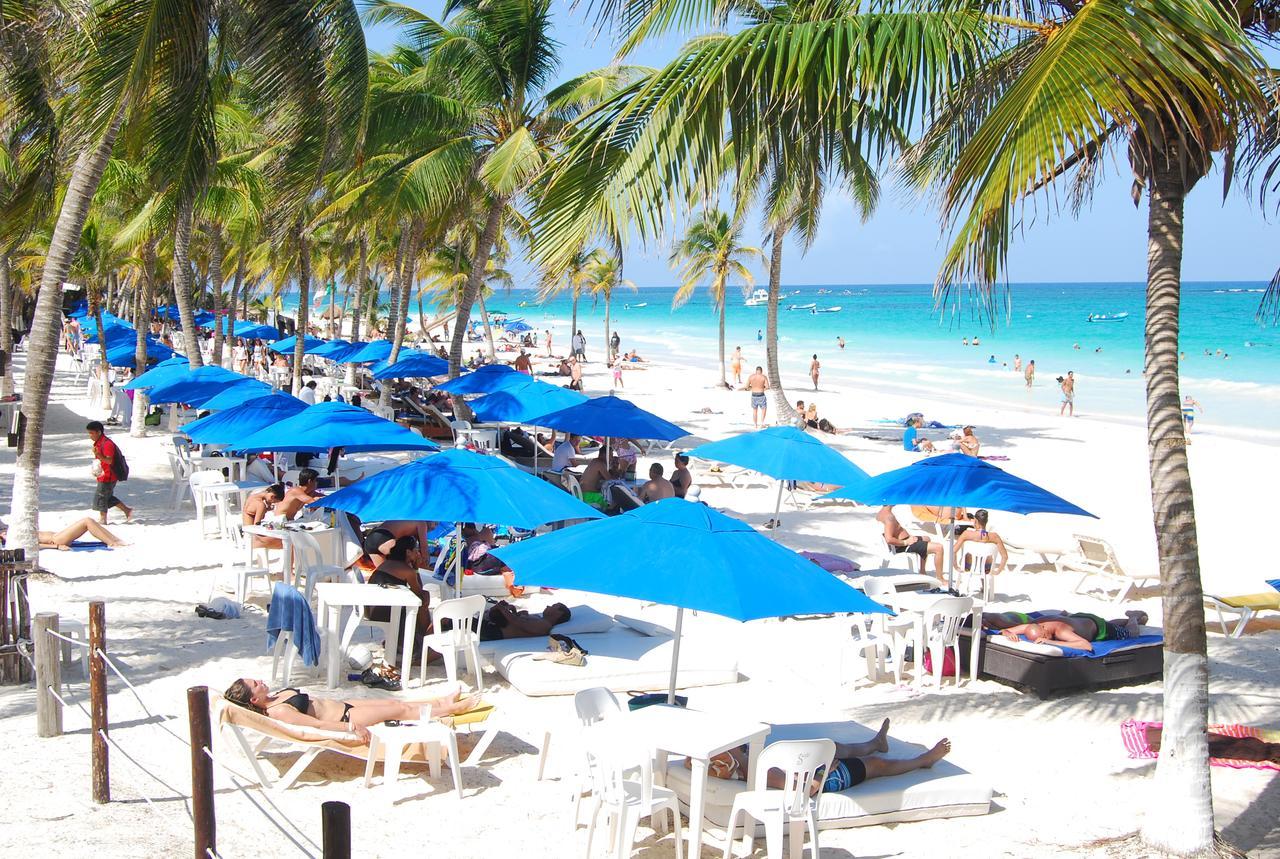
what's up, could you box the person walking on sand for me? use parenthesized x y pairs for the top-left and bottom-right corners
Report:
(545, 329), (553, 357)
(809, 354), (821, 390)
(731, 346), (743, 384)
(86, 421), (132, 524)
(1059, 370), (1075, 416)
(756, 328), (762, 342)
(747, 366), (769, 427)
(1013, 353), (1021, 374)
(1182, 395), (1203, 442)
(837, 336), (845, 350)
(1024, 359), (1035, 388)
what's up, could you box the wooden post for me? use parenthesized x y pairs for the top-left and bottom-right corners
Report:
(321, 801), (351, 859)
(187, 686), (215, 859)
(89, 599), (109, 803)
(33, 612), (62, 737)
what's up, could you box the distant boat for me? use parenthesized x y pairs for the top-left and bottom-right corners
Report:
(817, 288), (831, 295)
(1087, 312), (1129, 323)
(815, 306), (842, 313)
(744, 288), (769, 307)
(628, 302), (648, 308)
(789, 302), (817, 311)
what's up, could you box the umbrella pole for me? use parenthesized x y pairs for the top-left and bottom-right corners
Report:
(667, 607), (684, 705)
(946, 510), (955, 590)
(454, 523), (463, 599)
(771, 480), (784, 538)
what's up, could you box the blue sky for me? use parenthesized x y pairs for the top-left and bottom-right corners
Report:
(365, 2), (1277, 288)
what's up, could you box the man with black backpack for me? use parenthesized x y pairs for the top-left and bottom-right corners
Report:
(86, 421), (132, 524)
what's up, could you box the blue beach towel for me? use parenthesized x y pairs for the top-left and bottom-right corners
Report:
(991, 630), (1164, 659)
(69, 541), (111, 552)
(266, 583), (321, 666)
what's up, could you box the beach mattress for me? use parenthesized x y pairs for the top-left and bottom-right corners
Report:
(482, 628), (739, 697)
(663, 721), (991, 830)
(959, 628), (1163, 698)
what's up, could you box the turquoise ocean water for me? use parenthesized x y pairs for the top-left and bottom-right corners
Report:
(290, 281), (1280, 428)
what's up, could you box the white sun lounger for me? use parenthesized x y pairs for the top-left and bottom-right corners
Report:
(663, 720), (991, 831)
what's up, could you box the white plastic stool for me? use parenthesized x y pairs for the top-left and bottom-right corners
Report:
(59, 619), (90, 677)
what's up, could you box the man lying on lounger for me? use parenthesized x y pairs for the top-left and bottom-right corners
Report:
(477, 601), (571, 641)
(699, 719), (950, 794)
(982, 609), (1149, 651)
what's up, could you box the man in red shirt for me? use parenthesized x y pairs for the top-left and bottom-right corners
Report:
(87, 421), (132, 524)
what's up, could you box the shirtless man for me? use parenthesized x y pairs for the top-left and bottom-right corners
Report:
(242, 484), (286, 549)
(579, 448), (611, 494)
(514, 350), (532, 374)
(569, 355), (584, 391)
(993, 610), (1148, 652)
(670, 453), (692, 498)
(876, 505), (945, 581)
(747, 366), (769, 427)
(639, 462), (676, 503)
(478, 601), (572, 641)
(809, 354), (821, 391)
(1059, 370), (1075, 417)
(731, 346), (743, 384)
(276, 468), (323, 520)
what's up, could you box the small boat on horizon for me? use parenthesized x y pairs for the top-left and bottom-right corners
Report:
(789, 302), (817, 311)
(1087, 312), (1129, 323)
(625, 302), (648, 309)
(815, 306), (842, 313)
(744, 288), (769, 307)
(817, 288), (831, 295)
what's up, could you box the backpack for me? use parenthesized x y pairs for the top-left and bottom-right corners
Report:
(111, 439), (130, 481)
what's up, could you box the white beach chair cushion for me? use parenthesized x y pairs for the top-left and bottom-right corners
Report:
(613, 614), (675, 637)
(482, 628), (738, 697)
(663, 721), (992, 830)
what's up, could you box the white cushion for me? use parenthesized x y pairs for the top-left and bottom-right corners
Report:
(613, 614), (675, 638)
(663, 720), (991, 829)
(482, 628), (739, 697)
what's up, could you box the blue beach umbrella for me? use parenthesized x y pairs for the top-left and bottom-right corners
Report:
(371, 351), (449, 380)
(530, 393), (687, 442)
(67, 300), (89, 318)
(121, 356), (189, 389)
(503, 319), (533, 333)
(687, 426), (871, 531)
(824, 452), (1094, 586)
(308, 338), (353, 359)
(343, 339), (393, 364)
(433, 364), (528, 395)
(144, 366), (248, 405)
(225, 322), (280, 341)
(82, 313), (131, 342)
(193, 311), (217, 327)
(494, 498), (890, 701)
(105, 336), (175, 368)
(311, 447), (600, 528)
(470, 380), (586, 424)
(269, 334), (325, 353)
(196, 378), (275, 411)
(232, 401), (440, 454)
(183, 391), (308, 444)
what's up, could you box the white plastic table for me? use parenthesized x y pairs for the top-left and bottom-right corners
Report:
(314, 581), (420, 689)
(191, 453), (247, 482)
(587, 704), (769, 856)
(363, 720), (461, 798)
(887, 589), (984, 684)
(242, 524), (339, 585)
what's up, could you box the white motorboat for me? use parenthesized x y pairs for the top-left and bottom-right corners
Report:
(744, 288), (769, 307)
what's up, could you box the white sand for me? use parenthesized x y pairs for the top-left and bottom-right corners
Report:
(1, 348), (1277, 858)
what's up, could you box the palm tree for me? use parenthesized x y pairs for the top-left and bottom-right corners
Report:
(364, 0), (645, 378)
(581, 251), (635, 368)
(901, 3), (1269, 851)
(669, 209), (764, 387)
(536, 247), (591, 347)
(7, 0), (369, 555)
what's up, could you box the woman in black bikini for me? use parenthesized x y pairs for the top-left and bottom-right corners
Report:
(224, 679), (479, 743)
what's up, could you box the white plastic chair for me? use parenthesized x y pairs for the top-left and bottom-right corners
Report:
(957, 542), (999, 601)
(189, 469), (229, 538)
(582, 736), (683, 859)
(918, 596), (974, 689)
(1064, 534), (1156, 603)
(565, 688), (624, 824)
(339, 566), (403, 656)
(220, 523), (274, 604)
(420, 595), (486, 690)
(288, 530), (344, 605)
(853, 579), (916, 685)
(561, 472), (584, 501)
(722, 739), (836, 859)
(166, 450), (191, 510)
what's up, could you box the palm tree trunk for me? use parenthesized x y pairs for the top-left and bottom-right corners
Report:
(209, 227), (226, 367)
(293, 230), (312, 396)
(130, 240), (157, 437)
(603, 291), (612, 369)
(383, 224), (420, 406)
(571, 285), (579, 342)
(448, 196), (505, 378)
(479, 290), (497, 360)
(1137, 152), (1213, 856)
(718, 292), (727, 387)
(385, 224), (408, 342)
(0, 255), (13, 400)
(172, 197), (203, 368)
(92, 287), (111, 408)
(347, 233), (367, 388)
(227, 248), (245, 346)
(766, 228), (793, 421)
(8, 110), (124, 553)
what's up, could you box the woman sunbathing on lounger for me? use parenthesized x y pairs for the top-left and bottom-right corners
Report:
(987, 609), (1149, 652)
(224, 679), (480, 743)
(700, 719), (951, 794)
(1145, 725), (1280, 764)
(1, 518), (128, 550)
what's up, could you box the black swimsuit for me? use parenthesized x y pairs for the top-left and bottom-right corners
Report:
(275, 688), (352, 722)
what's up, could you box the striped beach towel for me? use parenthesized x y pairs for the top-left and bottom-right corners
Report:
(1120, 720), (1280, 771)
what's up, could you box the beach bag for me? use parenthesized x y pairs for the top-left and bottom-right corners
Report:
(144, 407), (162, 427)
(109, 438), (130, 481)
(922, 648), (957, 677)
(534, 633), (587, 666)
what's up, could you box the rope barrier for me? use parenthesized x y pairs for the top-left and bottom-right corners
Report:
(94, 647), (191, 747)
(201, 746), (318, 857)
(15, 638), (36, 670)
(97, 728), (192, 817)
(44, 628), (88, 648)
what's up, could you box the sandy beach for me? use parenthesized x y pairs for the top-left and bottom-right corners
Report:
(2, 346), (1277, 858)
